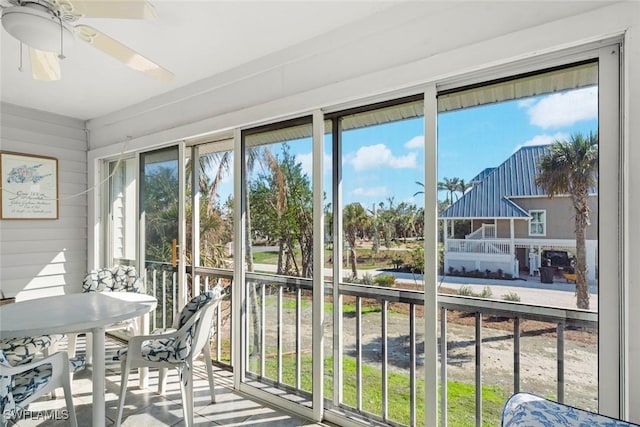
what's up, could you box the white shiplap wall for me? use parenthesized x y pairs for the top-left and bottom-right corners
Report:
(0, 103), (87, 300)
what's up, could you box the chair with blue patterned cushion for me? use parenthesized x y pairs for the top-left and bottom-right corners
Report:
(0, 349), (78, 427)
(67, 265), (145, 363)
(113, 285), (223, 427)
(0, 334), (85, 401)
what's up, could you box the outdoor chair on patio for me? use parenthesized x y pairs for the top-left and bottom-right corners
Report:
(0, 349), (78, 427)
(0, 335), (85, 399)
(67, 265), (145, 363)
(114, 285), (223, 427)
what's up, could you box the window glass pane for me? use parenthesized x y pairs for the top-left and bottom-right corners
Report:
(191, 144), (234, 270)
(438, 63), (599, 422)
(530, 210), (546, 235)
(243, 118), (315, 400)
(339, 98), (425, 288)
(327, 97), (425, 424)
(189, 142), (234, 366)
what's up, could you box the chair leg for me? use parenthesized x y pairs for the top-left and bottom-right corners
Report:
(44, 341), (60, 399)
(115, 358), (132, 427)
(158, 367), (168, 395)
(178, 364), (194, 427)
(62, 374), (78, 427)
(67, 333), (78, 358)
(85, 333), (93, 365)
(202, 343), (216, 403)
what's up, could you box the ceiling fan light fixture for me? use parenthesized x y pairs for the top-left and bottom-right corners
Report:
(2, 5), (74, 53)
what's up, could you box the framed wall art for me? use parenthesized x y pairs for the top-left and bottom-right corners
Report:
(0, 152), (59, 219)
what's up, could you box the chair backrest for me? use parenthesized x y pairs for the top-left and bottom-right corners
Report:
(0, 350), (72, 422)
(0, 335), (61, 366)
(0, 350), (16, 420)
(172, 286), (223, 362)
(82, 265), (144, 293)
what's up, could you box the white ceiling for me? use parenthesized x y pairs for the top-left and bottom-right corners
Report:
(0, 1), (399, 121)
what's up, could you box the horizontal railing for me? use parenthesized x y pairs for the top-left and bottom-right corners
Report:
(447, 238), (511, 254)
(144, 262), (234, 370)
(465, 224), (496, 240)
(145, 264), (598, 426)
(241, 272), (597, 426)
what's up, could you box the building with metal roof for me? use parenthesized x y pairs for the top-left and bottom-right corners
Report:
(440, 145), (598, 280)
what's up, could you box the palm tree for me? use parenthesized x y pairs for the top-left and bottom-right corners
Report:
(456, 178), (472, 198)
(343, 202), (369, 278)
(438, 177), (461, 203)
(413, 181), (424, 197)
(535, 132), (598, 310)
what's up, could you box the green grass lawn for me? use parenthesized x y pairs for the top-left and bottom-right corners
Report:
(263, 294), (382, 315)
(248, 352), (508, 426)
(252, 246), (415, 271)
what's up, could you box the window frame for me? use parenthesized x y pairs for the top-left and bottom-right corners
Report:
(529, 209), (547, 236)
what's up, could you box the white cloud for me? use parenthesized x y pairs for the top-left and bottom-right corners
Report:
(296, 152), (332, 178)
(512, 132), (568, 153)
(351, 186), (388, 197)
(517, 98), (536, 108)
(404, 135), (424, 150)
(525, 86), (598, 129)
(348, 143), (417, 171)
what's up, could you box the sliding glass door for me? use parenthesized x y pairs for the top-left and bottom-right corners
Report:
(139, 146), (181, 330)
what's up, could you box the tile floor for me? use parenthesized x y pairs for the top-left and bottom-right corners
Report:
(8, 336), (325, 426)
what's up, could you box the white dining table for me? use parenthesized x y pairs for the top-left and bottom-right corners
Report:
(0, 292), (157, 427)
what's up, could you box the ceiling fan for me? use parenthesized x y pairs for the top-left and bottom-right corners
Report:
(0, 0), (173, 81)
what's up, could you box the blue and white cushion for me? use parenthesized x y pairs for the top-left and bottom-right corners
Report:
(112, 265), (144, 293)
(502, 392), (640, 426)
(0, 335), (63, 366)
(115, 291), (217, 364)
(83, 268), (115, 292)
(11, 364), (53, 406)
(83, 266), (144, 293)
(68, 355), (86, 373)
(0, 350), (16, 420)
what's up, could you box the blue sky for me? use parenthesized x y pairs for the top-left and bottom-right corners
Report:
(328, 86), (598, 208)
(219, 85), (598, 210)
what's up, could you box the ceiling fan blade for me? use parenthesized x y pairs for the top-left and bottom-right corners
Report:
(30, 48), (61, 81)
(56, 0), (157, 19)
(75, 24), (173, 82)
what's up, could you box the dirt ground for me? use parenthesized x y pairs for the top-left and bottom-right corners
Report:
(239, 285), (598, 415)
(330, 289), (599, 410)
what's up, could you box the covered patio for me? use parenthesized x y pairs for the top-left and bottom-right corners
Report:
(2, 1), (640, 426)
(13, 335), (320, 427)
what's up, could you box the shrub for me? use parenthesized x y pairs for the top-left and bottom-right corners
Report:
(361, 273), (375, 286)
(391, 258), (404, 269)
(343, 274), (356, 283)
(374, 274), (396, 287)
(502, 291), (521, 302)
(458, 285), (474, 296)
(480, 286), (493, 298)
(410, 246), (424, 273)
